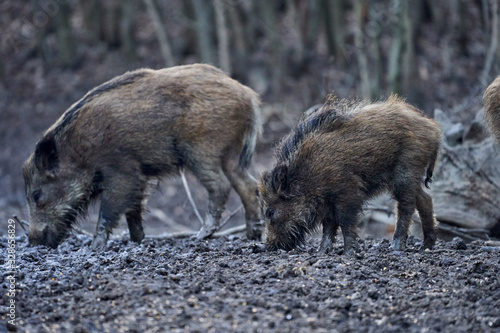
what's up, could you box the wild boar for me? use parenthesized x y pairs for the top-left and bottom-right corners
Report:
(23, 64), (263, 250)
(484, 75), (500, 144)
(259, 95), (441, 254)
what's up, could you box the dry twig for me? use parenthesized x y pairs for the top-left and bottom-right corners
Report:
(13, 215), (29, 233)
(148, 223), (248, 239)
(180, 170), (204, 225)
(147, 205), (245, 239)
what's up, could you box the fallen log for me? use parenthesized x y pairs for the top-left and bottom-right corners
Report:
(432, 109), (500, 232)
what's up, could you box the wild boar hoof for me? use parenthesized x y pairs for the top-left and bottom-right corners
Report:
(130, 230), (145, 243)
(196, 226), (216, 240)
(342, 237), (360, 256)
(423, 237), (436, 250)
(318, 235), (334, 253)
(343, 247), (357, 256)
(390, 238), (406, 251)
(91, 235), (108, 251)
(318, 243), (332, 254)
(246, 219), (263, 241)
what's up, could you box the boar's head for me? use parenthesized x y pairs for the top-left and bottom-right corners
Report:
(23, 135), (95, 248)
(259, 164), (314, 251)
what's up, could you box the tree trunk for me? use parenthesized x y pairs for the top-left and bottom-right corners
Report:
(227, 3), (247, 77)
(102, 0), (120, 48)
(143, 0), (175, 67)
(286, 0), (305, 69)
(354, 0), (371, 99)
(81, 0), (103, 44)
(54, 2), (75, 66)
(257, 1), (282, 97)
(120, 0), (136, 61)
(191, 0), (215, 64)
(29, 0), (53, 64)
(214, 0), (231, 74)
(388, 0), (414, 95)
(323, 0), (345, 67)
(481, 0), (499, 85)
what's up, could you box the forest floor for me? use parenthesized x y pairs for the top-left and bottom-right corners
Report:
(1, 233), (499, 333)
(1, 3), (499, 331)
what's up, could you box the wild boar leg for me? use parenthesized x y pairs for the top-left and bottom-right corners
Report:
(222, 160), (263, 240)
(125, 204), (145, 243)
(92, 171), (146, 250)
(92, 207), (120, 251)
(194, 166), (231, 239)
(391, 186), (417, 251)
(318, 217), (339, 253)
(416, 188), (437, 249)
(337, 205), (361, 255)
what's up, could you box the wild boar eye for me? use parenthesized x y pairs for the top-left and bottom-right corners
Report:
(265, 208), (275, 220)
(32, 190), (42, 205)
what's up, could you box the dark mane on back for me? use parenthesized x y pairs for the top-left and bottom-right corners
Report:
(276, 94), (358, 163)
(52, 69), (149, 136)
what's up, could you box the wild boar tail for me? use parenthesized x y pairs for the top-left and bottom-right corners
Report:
(425, 144), (439, 189)
(239, 95), (262, 170)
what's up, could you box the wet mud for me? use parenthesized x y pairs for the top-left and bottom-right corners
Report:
(1, 234), (499, 332)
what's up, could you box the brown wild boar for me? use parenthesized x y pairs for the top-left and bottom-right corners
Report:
(23, 64), (263, 250)
(259, 95), (441, 254)
(484, 75), (500, 144)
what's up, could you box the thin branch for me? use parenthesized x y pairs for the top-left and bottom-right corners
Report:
(219, 205), (243, 229)
(147, 224), (247, 239)
(147, 205), (244, 239)
(13, 215), (29, 233)
(148, 208), (194, 233)
(72, 226), (94, 237)
(213, 224), (246, 237)
(180, 169), (204, 225)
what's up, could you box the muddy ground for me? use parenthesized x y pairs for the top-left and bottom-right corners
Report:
(1, 2), (499, 331)
(1, 232), (499, 333)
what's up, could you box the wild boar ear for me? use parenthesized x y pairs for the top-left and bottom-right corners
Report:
(34, 136), (59, 172)
(271, 164), (290, 196)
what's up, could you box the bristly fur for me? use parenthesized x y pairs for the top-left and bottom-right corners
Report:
(57, 172), (103, 235)
(52, 70), (148, 137)
(26, 64), (264, 248)
(261, 93), (441, 253)
(276, 94), (361, 164)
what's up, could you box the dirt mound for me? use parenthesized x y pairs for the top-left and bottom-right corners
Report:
(1, 235), (499, 332)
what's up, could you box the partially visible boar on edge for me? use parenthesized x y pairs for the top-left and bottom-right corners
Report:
(259, 95), (442, 254)
(484, 75), (500, 144)
(23, 64), (263, 250)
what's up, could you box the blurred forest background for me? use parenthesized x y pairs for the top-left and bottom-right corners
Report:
(1, 0), (499, 236)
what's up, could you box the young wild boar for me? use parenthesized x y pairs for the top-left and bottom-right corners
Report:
(23, 64), (263, 250)
(259, 95), (441, 254)
(484, 75), (500, 143)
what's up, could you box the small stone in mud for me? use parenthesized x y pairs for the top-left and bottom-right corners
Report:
(250, 243), (266, 253)
(450, 237), (467, 250)
(489, 318), (500, 328)
(368, 291), (379, 301)
(155, 268), (169, 276)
